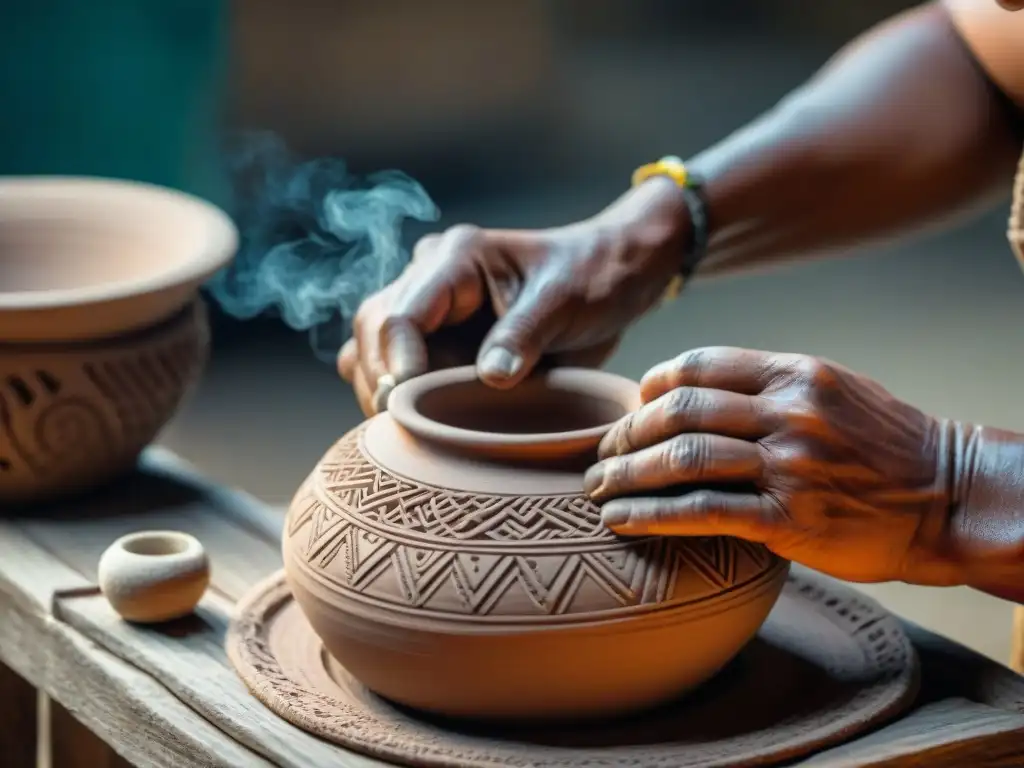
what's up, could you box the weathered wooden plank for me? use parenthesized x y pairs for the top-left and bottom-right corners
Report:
(13, 456), (283, 602)
(47, 695), (133, 768)
(57, 584), (1024, 768)
(57, 590), (386, 768)
(140, 447), (286, 545)
(797, 698), (1024, 767)
(0, 522), (94, 611)
(0, 659), (37, 768)
(0, 525), (273, 768)
(7, 456), (1024, 767)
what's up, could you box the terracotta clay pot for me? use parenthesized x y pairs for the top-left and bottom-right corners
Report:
(0, 177), (237, 504)
(283, 366), (789, 721)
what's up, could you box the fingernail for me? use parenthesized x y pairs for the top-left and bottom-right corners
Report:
(583, 463), (606, 498)
(601, 503), (631, 529)
(479, 347), (523, 380)
(372, 374), (396, 413)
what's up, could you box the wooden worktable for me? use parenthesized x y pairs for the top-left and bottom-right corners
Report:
(2, 448), (1024, 767)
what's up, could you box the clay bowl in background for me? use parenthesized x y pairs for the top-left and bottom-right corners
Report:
(0, 177), (237, 504)
(283, 366), (789, 722)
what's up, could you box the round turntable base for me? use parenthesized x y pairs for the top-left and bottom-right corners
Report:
(227, 569), (918, 768)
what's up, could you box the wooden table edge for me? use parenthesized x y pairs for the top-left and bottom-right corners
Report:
(0, 523), (274, 768)
(3, 448), (1024, 767)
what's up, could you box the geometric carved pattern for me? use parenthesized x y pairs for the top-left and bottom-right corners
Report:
(313, 432), (608, 543)
(286, 429), (783, 620)
(82, 332), (202, 447)
(0, 301), (207, 500)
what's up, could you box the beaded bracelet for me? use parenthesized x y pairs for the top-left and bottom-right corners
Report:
(631, 155), (710, 301)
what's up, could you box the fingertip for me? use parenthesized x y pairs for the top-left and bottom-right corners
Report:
(477, 372), (527, 390)
(390, 359), (428, 387)
(411, 232), (442, 261)
(476, 347), (526, 388)
(583, 462), (607, 499)
(381, 317), (429, 384)
(372, 374), (397, 413)
(600, 502), (633, 531)
(639, 361), (675, 403)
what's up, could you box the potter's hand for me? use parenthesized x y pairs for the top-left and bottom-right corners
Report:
(338, 177), (689, 416)
(585, 347), (957, 585)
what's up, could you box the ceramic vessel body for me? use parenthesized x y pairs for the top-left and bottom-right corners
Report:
(0, 301), (208, 505)
(0, 176), (237, 504)
(283, 368), (789, 721)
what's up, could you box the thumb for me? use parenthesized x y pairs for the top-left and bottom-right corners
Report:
(476, 278), (568, 388)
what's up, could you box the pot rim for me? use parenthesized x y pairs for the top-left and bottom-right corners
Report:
(0, 176), (238, 311)
(0, 298), (202, 352)
(386, 365), (641, 460)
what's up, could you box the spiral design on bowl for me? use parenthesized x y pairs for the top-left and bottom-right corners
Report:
(32, 397), (116, 463)
(0, 301), (208, 502)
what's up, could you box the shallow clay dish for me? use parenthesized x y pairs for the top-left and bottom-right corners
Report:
(227, 567), (919, 768)
(0, 176), (237, 342)
(0, 177), (237, 503)
(281, 366), (790, 721)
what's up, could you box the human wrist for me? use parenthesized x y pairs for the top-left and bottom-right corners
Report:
(916, 420), (1024, 589)
(594, 176), (693, 282)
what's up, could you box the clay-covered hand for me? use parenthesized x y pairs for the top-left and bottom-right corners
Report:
(338, 177), (690, 416)
(585, 346), (960, 585)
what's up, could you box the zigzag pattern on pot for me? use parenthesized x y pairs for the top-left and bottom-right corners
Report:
(287, 431), (779, 618)
(313, 433), (608, 543)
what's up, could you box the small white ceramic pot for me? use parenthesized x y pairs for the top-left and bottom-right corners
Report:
(98, 530), (210, 623)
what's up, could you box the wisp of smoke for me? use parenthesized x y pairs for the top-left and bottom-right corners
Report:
(207, 133), (440, 360)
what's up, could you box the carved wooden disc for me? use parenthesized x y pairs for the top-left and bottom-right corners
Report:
(228, 568), (919, 768)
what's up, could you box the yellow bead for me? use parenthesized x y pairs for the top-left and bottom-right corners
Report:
(632, 156), (689, 188)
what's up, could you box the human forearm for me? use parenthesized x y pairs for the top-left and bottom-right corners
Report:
(679, 3), (1022, 278)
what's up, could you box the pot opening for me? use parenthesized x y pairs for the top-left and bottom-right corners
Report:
(414, 380), (628, 435)
(387, 366), (641, 464)
(121, 533), (191, 557)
